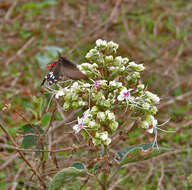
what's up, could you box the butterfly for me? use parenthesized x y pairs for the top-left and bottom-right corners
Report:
(41, 55), (88, 86)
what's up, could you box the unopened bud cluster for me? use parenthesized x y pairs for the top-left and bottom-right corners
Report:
(51, 39), (160, 146)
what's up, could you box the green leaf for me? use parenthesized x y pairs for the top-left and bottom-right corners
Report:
(41, 112), (51, 127)
(71, 162), (86, 170)
(35, 53), (52, 69)
(35, 46), (64, 69)
(22, 1), (57, 10)
(37, 97), (46, 118)
(39, 1), (57, 9)
(20, 124), (44, 149)
(26, 107), (38, 120)
(115, 143), (165, 165)
(19, 29), (33, 40)
(45, 46), (64, 57)
(22, 2), (38, 10)
(48, 165), (87, 190)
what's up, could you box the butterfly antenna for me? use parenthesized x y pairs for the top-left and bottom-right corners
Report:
(41, 78), (46, 86)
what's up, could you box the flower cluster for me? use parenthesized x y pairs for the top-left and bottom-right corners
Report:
(46, 39), (160, 146)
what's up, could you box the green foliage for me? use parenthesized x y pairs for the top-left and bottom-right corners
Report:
(48, 163), (87, 190)
(187, 174), (192, 186)
(1, 1), (191, 189)
(41, 112), (51, 127)
(35, 46), (64, 69)
(19, 29), (33, 39)
(71, 162), (86, 170)
(20, 124), (44, 149)
(115, 143), (165, 165)
(22, 1), (57, 11)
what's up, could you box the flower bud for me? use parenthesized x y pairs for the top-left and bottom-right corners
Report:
(110, 120), (119, 132)
(105, 55), (113, 63)
(145, 91), (160, 104)
(141, 121), (149, 129)
(97, 112), (106, 121)
(128, 62), (145, 72)
(96, 39), (107, 50)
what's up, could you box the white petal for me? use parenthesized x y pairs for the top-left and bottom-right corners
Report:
(101, 133), (108, 141)
(147, 128), (154, 134)
(117, 95), (124, 101)
(73, 125), (81, 133)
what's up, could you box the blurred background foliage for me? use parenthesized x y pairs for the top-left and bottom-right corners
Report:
(0, 0), (192, 189)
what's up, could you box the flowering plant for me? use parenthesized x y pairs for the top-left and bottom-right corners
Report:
(0, 40), (166, 190)
(45, 39), (160, 147)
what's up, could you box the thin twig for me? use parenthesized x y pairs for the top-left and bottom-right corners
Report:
(0, 153), (19, 171)
(157, 162), (164, 190)
(6, 36), (36, 65)
(11, 163), (24, 190)
(158, 90), (192, 109)
(0, 142), (87, 153)
(0, 122), (47, 190)
(4, 0), (18, 20)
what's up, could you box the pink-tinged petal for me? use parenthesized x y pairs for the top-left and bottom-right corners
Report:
(123, 91), (130, 97)
(82, 109), (90, 118)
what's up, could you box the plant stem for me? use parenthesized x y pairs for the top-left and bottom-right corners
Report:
(0, 122), (47, 190)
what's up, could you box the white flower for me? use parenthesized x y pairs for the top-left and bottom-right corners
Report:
(73, 109), (91, 134)
(115, 56), (123, 65)
(108, 112), (115, 120)
(142, 103), (150, 110)
(122, 58), (129, 64)
(73, 117), (84, 134)
(83, 83), (91, 88)
(129, 61), (137, 67)
(79, 101), (87, 106)
(108, 41), (119, 51)
(81, 63), (92, 68)
(92, 63), (98, 68)
(97, 112), (106, 121)
(147, 115), (158, 134)
(148, 128), (154, 134)
(93, 80), (107, 90)
(105, 110), (115, 120)
(152, 116), (158, 127)
(82, 109), (91, 119)
(71, 82), (79, 89)
(105, 55), (113, 63)
(117, 89), (132, 101)
(109, 81), (122, 87)
(100, 132), (108, 141)
(85, 49), (100, 59)
(89, 121), (96, 127)
(128, 62), (145, 71)
(96, 39), (107, 47)
(146, 91), (160, 104)
(120, 66), (125, 71)
(55, 89), (65, 99)
(137, 84), (145, 91)
(104, 138), (112, 145)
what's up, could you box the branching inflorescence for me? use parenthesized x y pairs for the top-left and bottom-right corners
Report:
(46, 39), (160, 147)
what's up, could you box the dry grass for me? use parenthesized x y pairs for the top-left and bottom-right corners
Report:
(0, 0), (192, 189)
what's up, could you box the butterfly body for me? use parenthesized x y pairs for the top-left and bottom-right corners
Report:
(41, 56), (88, 85)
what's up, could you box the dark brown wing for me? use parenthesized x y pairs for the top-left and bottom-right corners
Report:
(59, 57), (88, 80)
(41, 57), (88, 86)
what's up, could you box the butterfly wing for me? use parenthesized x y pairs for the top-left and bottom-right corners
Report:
(59, 58), (88, 80)
(41, 57), (88, 86)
